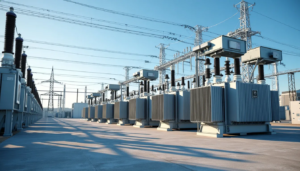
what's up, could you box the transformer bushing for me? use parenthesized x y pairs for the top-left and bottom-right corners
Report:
(204, 58), (211, 86)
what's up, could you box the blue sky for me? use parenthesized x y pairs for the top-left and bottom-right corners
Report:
(0, 0), (299, 108)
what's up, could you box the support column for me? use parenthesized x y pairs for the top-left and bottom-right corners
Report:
(257, 65), (265, 84)
(233, 58), (242, 82)
(3, 111), (13, 136)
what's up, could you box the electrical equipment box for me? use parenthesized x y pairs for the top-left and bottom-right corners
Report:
(177, 90), (191, 121)
(105, 84), (120, 91)
(103, 103), (114, 119)
(129, 98), (146, 120)
(95, 105), (103, 119)
(227, 82), (272, 122)
(72, 103), (88, 118)
(133, 69), (158, 80)
(290, 101), (300, 124)
(151, 94), (175, 121)
(190, 86), (224, 122)
(114, 101), (128, 119)
(192, 35), (247, 58)
(0, 68), (22, 111)
(91, 93), (101, 97)
(18, 79), (27, 113)
(241, 46), (282, 64)
(88, 106), (95, 118)
(271, 91), (280, 121)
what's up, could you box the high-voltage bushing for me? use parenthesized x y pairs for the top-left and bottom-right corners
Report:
(204, 58), (211, 86)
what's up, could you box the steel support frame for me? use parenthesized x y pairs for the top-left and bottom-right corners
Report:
(288, 73), (296, 101)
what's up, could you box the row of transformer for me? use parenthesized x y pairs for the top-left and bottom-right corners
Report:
(0, 8), (43, 136)
(82, 35), (282, 137)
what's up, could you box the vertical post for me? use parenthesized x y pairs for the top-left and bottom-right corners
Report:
(84, 86), (87, 103)
(76, 89), (78, 103)
(120, 84), (123, 101)
(195, 52), (199, 88)
(63, 84), (66, 115)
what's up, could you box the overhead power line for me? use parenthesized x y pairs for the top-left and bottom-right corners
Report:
(0, 4), (193, 45)
(63, 0), (193, 29)
(32, 72), (123, 81)
(0, 0), (194, 41)
(30, 66), (125, 76)
(207, 12), (239, 28)
(252, 10), (300, 32)
(255, 35), (300, 50)
(27, 55), (142, 68)
(0, 35), (157, 57)
(24, 45), (157, 64)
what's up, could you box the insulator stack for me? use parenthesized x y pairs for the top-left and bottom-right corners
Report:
(3, 7), (17, 54)
(126, 86), (129, 97)
(147, 81), (150, 93)
(14, 34), (23, 69)
(21, 51), (27, 78)
(225, 61), (230, 75)
(205, 58), (211, 79)
(258, 65), (265, 80)
(214, 57), (220, 76)
(171, 70), (175, 87)
(181, 77), (185, 86)
(234, 58), (240, 75)
(27, 68), (31, 87)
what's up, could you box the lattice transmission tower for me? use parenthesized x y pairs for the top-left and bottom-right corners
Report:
(157, 43), (168, 86)
(41, 67), (61, 111)
(288, 73), (297, 101)
(227, 0), (260, 83)
(194, 25), (208, 86)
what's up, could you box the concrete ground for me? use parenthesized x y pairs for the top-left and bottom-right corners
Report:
(0, 118), (300, 171)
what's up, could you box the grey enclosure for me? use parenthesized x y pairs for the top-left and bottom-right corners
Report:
(227, 82), (272, 122)
(241, 46), (282, 64)
(192, 35), (246, 58)
(177, 90), (191, 121)
(133, 69), (158, 81)
(271, 91), (280, 121)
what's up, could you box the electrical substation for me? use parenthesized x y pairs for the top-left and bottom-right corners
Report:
(0, 0), (300, 170)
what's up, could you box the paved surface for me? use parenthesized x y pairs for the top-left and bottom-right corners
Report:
(0, 118), (300, 171)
